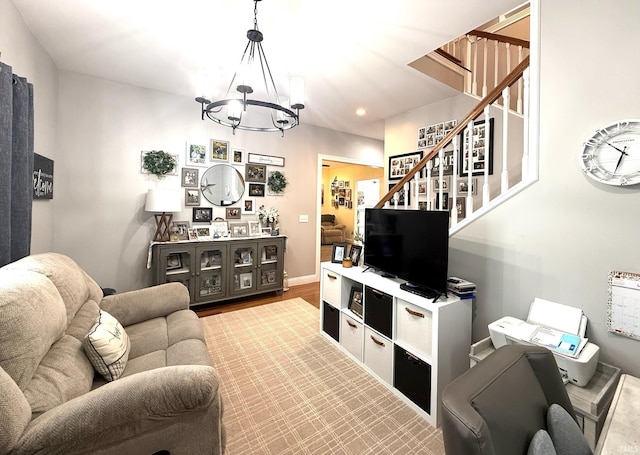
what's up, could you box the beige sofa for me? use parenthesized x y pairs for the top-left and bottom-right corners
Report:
(0, 252), (225, 455)
(320, 214), (347, 244)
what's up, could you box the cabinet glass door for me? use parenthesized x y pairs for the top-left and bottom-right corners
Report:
(231, 244), (256, 294)
(258, 240), (282, 291)
(161, 248), (192, 293)
(196, 246), (226, 303)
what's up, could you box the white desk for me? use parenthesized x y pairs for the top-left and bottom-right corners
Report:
(595, 374), (640, 454)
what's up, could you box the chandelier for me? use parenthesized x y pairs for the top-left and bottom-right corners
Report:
(195, 0), (305, 135)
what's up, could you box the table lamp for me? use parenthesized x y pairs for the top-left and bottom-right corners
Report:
(145, 188), (182, 242)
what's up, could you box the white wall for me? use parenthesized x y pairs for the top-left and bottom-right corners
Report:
(386, 0), (640, 376)
(55, 71), (383, 292)
(0, 0), (58, 254)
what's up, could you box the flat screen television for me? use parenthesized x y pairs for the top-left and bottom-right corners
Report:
(364, 208), (449, 299)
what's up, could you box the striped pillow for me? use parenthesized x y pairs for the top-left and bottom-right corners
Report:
(83, 310), (131, 381)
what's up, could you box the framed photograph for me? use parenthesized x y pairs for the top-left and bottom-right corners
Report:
(195, 226), (212, 241)
(210, 139), (229, 162)
(186, 143), (207, 167)
(211, 220), (228, 237)
(247, 153), (285, 167)
(418, 182), (427, 194)
(248, 183), (265, 197)
(192, 207), (212, 223)
(171, 220), (190, 241)
(239, 272), (253, 289)
(166, 253), (182, 270)
(388, 183), (411, 205)
(185, 188), (200, 206)
(348, 286), (363, 318)
(242, 198), (256, 214)
(459, 118), (494, 177)
(388, 151), (423, 180)
(230, 222), (249, 237)
(435, 192), (449, 210)
(457, 178), (478, 195)
(181, 167), (199, 188)
(430, 148), (455, 176)
(454, 196), (466, 219)
(187, 227), (198, 241)
(231, 148), (244, 164)
(418, 119), (457, 149)
(433, 176), (450, 191)
(331, 243), (347, 263)
(349, 245), (363, 266)
(245, 164), (266, 183)
(225, 207), (241, 219)
(261, 227), (272, 236)
(248, 220), (261, 236)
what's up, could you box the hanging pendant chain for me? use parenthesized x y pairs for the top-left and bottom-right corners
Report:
(253, 1), (259, 30)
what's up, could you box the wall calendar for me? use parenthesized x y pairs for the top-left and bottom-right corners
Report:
(607, 270), (640, 341)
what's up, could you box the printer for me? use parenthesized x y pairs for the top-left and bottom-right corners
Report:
(488, 298), (599, 386)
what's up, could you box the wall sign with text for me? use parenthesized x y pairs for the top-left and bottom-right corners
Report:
(33, 153), (54, 199)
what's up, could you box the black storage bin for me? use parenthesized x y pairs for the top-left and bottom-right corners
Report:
(322, 301), (340, 342)
(394, 344), (432, 414)
(364, 287), (392, 338)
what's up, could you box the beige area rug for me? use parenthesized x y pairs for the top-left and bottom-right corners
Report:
(201, 298), (445, 455)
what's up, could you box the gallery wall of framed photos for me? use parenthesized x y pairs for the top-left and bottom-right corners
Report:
(385, 116), (494, 220)
(149, 139), (290, 243)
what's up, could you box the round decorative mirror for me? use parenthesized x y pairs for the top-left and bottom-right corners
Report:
(200, 164), (245, 206)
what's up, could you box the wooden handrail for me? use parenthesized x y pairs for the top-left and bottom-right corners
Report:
(468, 29), (530, 49)
(374, 55), (529, 209)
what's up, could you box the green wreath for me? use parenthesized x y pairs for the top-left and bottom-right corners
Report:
(143, 150), (177, 178)
(267, 170), (288, 194)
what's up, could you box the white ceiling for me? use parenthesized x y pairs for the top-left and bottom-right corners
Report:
(12, 0), (525, 140)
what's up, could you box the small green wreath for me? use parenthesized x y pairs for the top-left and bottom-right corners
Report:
(142, 150), (177, 178)
(267, 170), (288, 194)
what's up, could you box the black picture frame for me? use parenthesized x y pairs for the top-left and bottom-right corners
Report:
(192, 207), (212, 223)
(388, 151), (423, 180)
(429, 147), (455, 176)
(348, 286), (363, 318)
(435, 192), (449, 210)
(388, 183), (411, 205)
(331, 243), (347, 263)
(248, 183), (265, 197)
(166, 253), (182, 270)
(459, 118), (494, 177)
(349, 245), (363, 266)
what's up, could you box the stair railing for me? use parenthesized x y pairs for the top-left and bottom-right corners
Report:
(375, 56), (532, 234)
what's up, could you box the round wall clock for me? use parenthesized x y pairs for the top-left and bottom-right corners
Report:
(580, 119), (640, 186)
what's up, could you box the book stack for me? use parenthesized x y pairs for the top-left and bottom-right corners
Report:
(447, 277), (476, 299)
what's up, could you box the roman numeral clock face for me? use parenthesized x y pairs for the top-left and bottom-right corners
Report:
(580, 120), (640, 186)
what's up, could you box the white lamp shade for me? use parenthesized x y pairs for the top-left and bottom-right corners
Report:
(145, 188), (182, 213)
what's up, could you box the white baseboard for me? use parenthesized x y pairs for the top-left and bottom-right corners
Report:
(288, 274), (318, 287)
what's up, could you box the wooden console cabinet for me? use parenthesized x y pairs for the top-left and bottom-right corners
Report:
(320, 262), (472, 427)
(152, 236), (285, 307)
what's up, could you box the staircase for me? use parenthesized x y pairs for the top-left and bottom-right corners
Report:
(376, 21), (536, 236)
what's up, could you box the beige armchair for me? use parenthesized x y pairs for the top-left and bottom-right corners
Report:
(320, 214), (346, 244)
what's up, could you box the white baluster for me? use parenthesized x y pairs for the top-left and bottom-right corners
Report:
(483, 106), (491, 205)
(517, 46), (523, 113)
(426, 160), (433, 210)
(482, 38), (488, 97)
(438, 147), (445, 211)
(392, 191), (399, 209)
(501, 87), (510, 194)
(493, 41), (499, 98)
(466, 121), (474, 216)
(472, 38), (478, 96)
(403, 181), (410, 209)
(451, 135), (459, 226)
(465, 37), (473, 94)
(522, 68), (530, 180)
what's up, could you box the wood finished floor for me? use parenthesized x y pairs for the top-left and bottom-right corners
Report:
(194, 281), (320, 317)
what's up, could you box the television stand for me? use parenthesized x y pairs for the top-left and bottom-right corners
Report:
(400, 282), (443, 302)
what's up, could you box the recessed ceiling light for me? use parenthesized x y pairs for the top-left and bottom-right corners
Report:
(356, 108), (366, 116)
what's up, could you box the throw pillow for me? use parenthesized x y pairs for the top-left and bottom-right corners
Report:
(83, 310), (131, 381)
(547, 403), (593, 455)
(528, 429), (557, 455)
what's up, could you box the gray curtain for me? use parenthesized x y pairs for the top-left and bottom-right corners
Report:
(0, 62), (34, 268)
